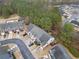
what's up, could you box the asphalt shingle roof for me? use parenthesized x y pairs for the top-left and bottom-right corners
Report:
(39, 34), (52, 45)
(28, 23), (54, 46)
(50, 44), (71, 59)
(0, 20), (24, 32)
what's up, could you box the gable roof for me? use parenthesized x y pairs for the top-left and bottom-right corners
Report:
(28, 23), (45, 38)
(28, 23), (54, 46)
(39, 33), (52, 45)
(0, 20), (24, 32)
(49, 44), (71, 59)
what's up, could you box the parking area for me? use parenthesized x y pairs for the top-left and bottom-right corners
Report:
(59, 5), (79, 31)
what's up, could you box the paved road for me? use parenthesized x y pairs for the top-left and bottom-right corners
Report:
(0, 38), (35, 59)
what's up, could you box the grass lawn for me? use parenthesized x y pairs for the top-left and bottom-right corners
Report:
(57, 34), (79, 58)
(64, 43), (79, 58)
(67, 46), (79, 58)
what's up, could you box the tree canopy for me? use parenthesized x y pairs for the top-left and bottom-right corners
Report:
(0, 4), (13, 17)
(58, 23), (74, 45)
(63, 23), (74, 33)
(0, 0), (61, 32)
